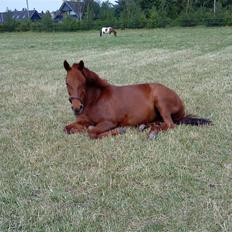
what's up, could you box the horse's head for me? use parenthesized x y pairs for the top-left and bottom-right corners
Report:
(73, 60), (96, 81)
(74, 60), (109, 88)
(64, 60), (86, 116)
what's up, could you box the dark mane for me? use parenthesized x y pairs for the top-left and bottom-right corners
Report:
(73, 63), (109, 89)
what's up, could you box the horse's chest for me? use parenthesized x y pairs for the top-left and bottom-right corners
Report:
(85, 101), (114, 122)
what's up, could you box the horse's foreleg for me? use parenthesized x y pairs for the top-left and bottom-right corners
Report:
(88, 121), (124, 139)
(96, 127), (126, 139)
(64, 122), (87, 134)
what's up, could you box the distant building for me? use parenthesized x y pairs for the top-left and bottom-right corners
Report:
(54, 1), (84, 21)
(0, 9), (41, 24)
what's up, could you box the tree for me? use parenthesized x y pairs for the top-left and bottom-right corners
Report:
(41, 11), (53, 31)
(83, 0), (100, 20)
(4, 10), (18, 31)
(100, 1), (115, 21)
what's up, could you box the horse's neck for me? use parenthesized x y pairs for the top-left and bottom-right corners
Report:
(82, 68), (110, 104)
(85, 69), (109, 88)
(85, 86), (103, 105)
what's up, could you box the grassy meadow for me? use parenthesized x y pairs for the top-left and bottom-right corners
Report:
(0, 28), (232, 231)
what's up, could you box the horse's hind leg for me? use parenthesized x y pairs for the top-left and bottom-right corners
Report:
(148, 108), (176, 139)
(138, 123), (151, 132)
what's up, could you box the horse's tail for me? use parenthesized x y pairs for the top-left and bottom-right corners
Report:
(100, 30), (102, 36)
(175, 114), (212, 126)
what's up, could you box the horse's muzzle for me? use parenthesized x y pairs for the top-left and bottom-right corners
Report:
(72, 104), (84, 116)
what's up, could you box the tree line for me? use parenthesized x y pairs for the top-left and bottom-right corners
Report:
(1, 0), (232, 32)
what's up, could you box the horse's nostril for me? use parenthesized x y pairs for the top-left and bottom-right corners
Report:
(72, 105), (84, 116)
(73, 109), (79, 116)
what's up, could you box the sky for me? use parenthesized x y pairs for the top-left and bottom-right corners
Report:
(0, 0), (116, 12)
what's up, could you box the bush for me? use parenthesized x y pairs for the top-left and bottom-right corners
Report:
(16, 20), (31, 31)
(30, 21), (43, 32)
(203, 10), (232, 27)
(223, 11), (232, 25)
(178, 14), (198, 27)
(204, 18), (225, 27)
(62, 16), (79, 31)
(3, 19), (18, 32)
(40, 13), (53, 31)
(145, 17), (170, 28)
(145, 9), (170, 28)
(0, 24), (6, 32)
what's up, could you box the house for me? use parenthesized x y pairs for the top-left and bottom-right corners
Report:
(54, 1), (84, 21)
(0, 9), (41, 24)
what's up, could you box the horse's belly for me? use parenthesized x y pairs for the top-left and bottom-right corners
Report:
(118, 86), (155, 126)
(120, 106), (155, 126)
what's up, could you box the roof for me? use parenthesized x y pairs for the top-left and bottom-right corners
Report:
(65, 1), (84, 14)
(0, 10), (41, 23)
(55, 1), (84, 20)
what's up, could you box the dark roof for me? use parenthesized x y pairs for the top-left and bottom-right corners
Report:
(65, 1), (84, 14)
(54, 1), (84, 20)
(0, 10), (41, 23)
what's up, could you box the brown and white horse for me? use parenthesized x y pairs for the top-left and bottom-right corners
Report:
(63, 60), (211, 139)
(100, 27), (117, 37)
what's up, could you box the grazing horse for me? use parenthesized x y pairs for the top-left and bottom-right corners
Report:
(63, 60), (211, 139)
(100, 27), (117, 37)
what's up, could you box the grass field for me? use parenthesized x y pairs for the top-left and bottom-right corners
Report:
(0, 27), (232, 231)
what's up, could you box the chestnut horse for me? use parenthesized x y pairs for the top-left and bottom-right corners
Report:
(63, 60), (211, 139)
(100, 27), (117, 37)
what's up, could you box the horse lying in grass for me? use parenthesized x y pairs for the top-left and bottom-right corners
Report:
(63, 60), (211, 139)
(100, 27), (117, 37)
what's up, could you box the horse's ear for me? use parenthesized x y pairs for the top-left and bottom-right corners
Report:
(64, 60), (71, 72)
(79, 60), (84, 71)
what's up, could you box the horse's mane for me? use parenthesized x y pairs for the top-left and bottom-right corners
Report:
(73, 64), (109, 89)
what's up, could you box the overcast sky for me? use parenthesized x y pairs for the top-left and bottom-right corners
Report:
(0, 0), (116, 12)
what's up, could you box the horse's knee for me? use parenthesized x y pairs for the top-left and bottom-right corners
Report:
(88, 131), (98, 139)
(161, 122), (175, 131)
(64, 123), (86, 134)
(64, 125), (78, 134)
(64, 125), (73, 134)
(88, 126), (99, 139)
(167, 122), (176, 129)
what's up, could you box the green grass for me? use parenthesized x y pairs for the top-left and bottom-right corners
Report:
(0, 27), (232, 231)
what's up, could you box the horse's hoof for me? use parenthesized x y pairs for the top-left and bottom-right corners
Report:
(64, 126), (71, 134)
(118, 127), (126, 134)
(148, 132), (158, 140)
(64, 126), (79, 134)
(139, 124), (148, 132)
